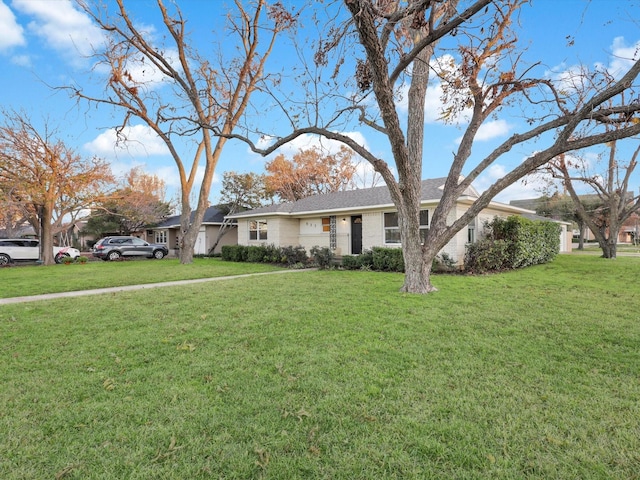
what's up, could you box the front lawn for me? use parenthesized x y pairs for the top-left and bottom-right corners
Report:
(1, 255), (639, 478)
(0, 257), (284, 298)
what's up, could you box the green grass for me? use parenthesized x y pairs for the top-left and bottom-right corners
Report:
(0, 257), (284, 298)
(1, 255), (639, 478)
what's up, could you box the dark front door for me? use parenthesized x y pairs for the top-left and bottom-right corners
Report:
(351, 215), (362, 254)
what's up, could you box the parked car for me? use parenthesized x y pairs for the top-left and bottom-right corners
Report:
(0, 238), (81, 266)
(92, 236), (169, 261)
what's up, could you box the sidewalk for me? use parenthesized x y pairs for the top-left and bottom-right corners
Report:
(0, 269), (313, 305)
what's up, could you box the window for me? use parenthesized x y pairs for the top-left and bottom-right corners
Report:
(155, 230), (167, 244)
(467, 223), (476, 243)
(249, 220), (268, 240)
(322, 217), (331, 232)
(384, 210), (429, 244)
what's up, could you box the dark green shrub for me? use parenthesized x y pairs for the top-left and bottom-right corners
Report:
(221, 245), (248, 262)
(310, 246), (334, 269)
(464, 239), (511, 273)
(263, 244), (282, 263)
(246, 245), (267, 263)
(280, 245), (308, 266)
(464, 216), (561, 273)
(342, 249), (374, 270)
(341, 255), (359, 270)
(372, 247), (404, 272)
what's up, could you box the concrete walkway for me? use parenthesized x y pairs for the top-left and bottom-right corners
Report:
(0, 269), (314, 305)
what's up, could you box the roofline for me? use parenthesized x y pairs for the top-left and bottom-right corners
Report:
(153, 220), (234, 229)
(227, 198), (444, 219)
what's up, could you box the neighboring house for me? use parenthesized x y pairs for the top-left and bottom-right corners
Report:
(149, 206), (238, 255)
(228, 177), (571, 265)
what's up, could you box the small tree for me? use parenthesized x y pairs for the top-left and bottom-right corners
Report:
(534, 193), (603, 250)
(547, 140), (640, 258)
(83, 167), (172, 238)
(210, 171), (272, 254)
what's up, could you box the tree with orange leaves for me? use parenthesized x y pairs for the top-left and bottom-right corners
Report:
(265, 147), (357, 202)
(0, 110), (114, 264)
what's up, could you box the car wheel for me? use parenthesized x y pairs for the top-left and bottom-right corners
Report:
(152, 249), (165, 259)
(54, 253), (69, 264)
(0, 253), (10, 266)
(107, 251), (121, 261)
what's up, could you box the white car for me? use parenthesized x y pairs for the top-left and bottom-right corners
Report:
(0, 238), (81, 265)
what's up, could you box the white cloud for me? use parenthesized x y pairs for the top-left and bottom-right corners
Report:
(84, 125), (170, 159)
(473, 163), (548, 203)
(547, 36), (640, 88)
(11, 53), (30, 66)
(395, 82), (451, 124)
(608, 36), (640, 79)
(455, 119), (511, 144)
(0, 1), (25, 51)
(12, 0), (105, 66)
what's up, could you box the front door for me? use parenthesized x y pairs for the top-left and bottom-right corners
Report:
(351, 215), (362, 254)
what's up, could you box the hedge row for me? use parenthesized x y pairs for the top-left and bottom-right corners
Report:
(464, 215), (560, 273)
(223, 244), (461, 273)
(341, 247), (457, 273)
(221, 244), (335, 268)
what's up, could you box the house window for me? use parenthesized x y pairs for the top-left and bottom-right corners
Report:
(322, 217), (331, 232)
(384, 210), (429, 244)
(249, 220), (268, 240)
(155, 230), (167, 244)
(467, 223), (476, 243)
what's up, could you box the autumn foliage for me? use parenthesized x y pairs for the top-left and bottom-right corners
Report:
(265, 147), (356, 202)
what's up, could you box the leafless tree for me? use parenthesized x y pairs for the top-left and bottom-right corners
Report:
(69, 0), (295, 263)
(548, 140), (640, 259)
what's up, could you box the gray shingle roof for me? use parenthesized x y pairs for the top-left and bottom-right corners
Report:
(230, 177), (479, 218)
(155, 206), (229, 228)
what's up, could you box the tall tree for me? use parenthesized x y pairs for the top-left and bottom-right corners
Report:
(547, 141), (640, 258)
(231, 0), (640, 293)
(70, 0), (295, 263)
(265, 147), (357, 202)
(0, 111), (114, 264)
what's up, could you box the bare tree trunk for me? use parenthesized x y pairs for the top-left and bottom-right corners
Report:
(209, 217), (234, 255)
(599, 221), (620, 258)
(40, 204), (54, 265)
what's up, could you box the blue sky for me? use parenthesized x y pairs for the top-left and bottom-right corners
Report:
(1, 0), (639, 207)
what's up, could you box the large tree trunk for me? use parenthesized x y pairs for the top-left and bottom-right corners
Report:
(401, 237), (438, 293)
(599, 222), (620, 258)
(600, 240), (617, 258)
(39, 203), (54, 265)
(177, 136), (223, 264)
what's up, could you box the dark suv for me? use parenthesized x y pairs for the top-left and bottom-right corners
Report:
(92, 236), (169, 261)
